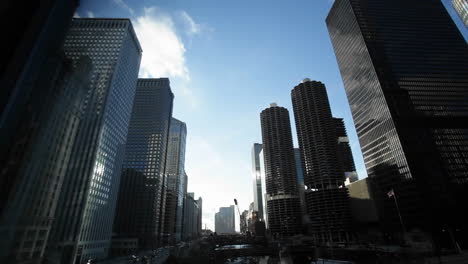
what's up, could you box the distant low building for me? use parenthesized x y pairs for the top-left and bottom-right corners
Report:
(347, 178), (378, 223)
(347, 178), (380, 242)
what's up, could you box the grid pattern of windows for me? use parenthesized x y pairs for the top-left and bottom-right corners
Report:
(162, 118), (187, 244)
(48, 18), (142, 263)
(260, 105), (302, 237)
(113, 78), (174, 250)
(215, 206), (236, 234)
(0, 55), (92, 262)
(333, 118), (358, 184)
(327, 0), (468, 244)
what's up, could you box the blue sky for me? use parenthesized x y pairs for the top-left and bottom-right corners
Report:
(77, 0), (468, 231)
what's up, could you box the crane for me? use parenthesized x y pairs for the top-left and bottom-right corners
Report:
(234, 198), (248, 234)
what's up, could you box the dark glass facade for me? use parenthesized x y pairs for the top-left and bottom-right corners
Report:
(291, 80), (352, 242)
(0, 0), (78, 150)
(113, 78), (174, 250)
(327, 0), (468, 247)
(0, 1), (79, 261)
(0, 56), (91, 263)
(182, 193), (202, 240)
(162, 118), (187, 244)
(260, 104), (301, 237)
(333, 118), (358, 184)
(46, 18), (142, 263)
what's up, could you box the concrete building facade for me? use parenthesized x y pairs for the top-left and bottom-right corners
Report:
(291, 80), (352, 242)
(260, 104), (302, 237)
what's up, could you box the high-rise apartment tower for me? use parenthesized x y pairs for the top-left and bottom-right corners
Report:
(260, 104), (302, 237)
(291, 80), (352, 242)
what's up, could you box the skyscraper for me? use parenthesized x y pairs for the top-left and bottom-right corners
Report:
(333, 118), (358, 185)
(113, 78), (174, 250)
(291, 80), (352, 242)
(215, 206), (236, 234)
(0, 1), (79, 262)
(197, 197), (203, 236)
(327, 0), (468, 246)
(258, 149), (269, 228)
(182, 193), (202, 240)
(294, 148), (307, 219)
(0, 0), (77, 153)
(453, 0), (468, 27)
(162, 118), (187, 244)
(260, 103), (302, 237)
(251, 143), (265, 220)
(0, 56), (92, 263)
(45, 18), (142, 263)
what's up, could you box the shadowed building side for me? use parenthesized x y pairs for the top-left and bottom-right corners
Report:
(333, 118), (358, 185)
(113, 78), (173, 251)
(45, 18), (142, 264)
(327, 0), (468, 247)
(260, 104), (302, 237)
(291, 80), (352, 242)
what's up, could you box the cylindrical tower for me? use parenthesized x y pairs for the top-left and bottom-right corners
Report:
(291, 79), (351, 242)
(260, 103), (302, 237)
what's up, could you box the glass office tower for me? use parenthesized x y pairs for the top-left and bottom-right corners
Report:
(251, 143), (265, 220)
(453, 0), (468, 27)
(182, 193), (202, 239)
(162, 118), (187, 244)
(327, 0), (468, 247)
(0, 56), (92, 263)
(260, 103), (302, 237)
(0, 1), (79, 262)
(113, 78), (174, 250)
(333, 118), (358, 185)
(215, 206), (236, 234)
(47, 18), (142, 263)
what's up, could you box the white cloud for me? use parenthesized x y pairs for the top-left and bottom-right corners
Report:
(86, 11), (95, 18)
(134, 7), (189, 80)
(74, 12), (80, 18)
(179, 11), (201, 36)
(113, 0), (135, 15)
